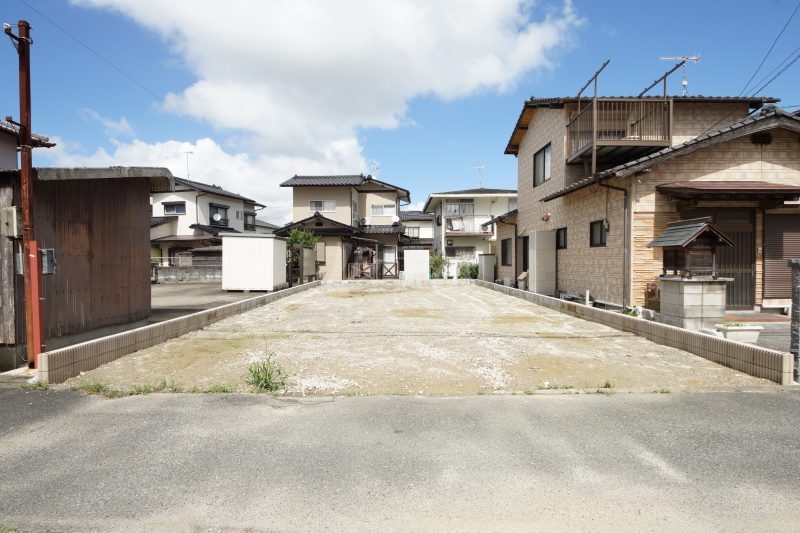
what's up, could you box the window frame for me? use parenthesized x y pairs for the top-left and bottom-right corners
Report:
(405, 226), (420, 238)
(209, 204), (229, 226)
(162, 201), (186, 215)
(310, 200), (336, 213)
(445, 246), (475, 259)
(556, 227), (567, 250)
(244, 212), (256, 231)
(589, 220), (607, 247)
(501, 238), (512, 266)
(371, 204), (396, 216)
(533, 144), (552, 187)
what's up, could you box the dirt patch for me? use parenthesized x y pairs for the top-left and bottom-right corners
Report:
(63, 283), (778, 395)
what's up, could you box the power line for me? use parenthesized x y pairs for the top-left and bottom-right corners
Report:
(739, 0), (800, 96)
(14, 0), (216, 139)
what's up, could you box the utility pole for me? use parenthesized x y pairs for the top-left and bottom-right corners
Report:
(5, 20), (44, 368)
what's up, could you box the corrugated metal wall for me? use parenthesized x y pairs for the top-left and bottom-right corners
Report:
(33, 177), (152, 339)
(0, 177), (15, 344)
(764, 214), (800, 299)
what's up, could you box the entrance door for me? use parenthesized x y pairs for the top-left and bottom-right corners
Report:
(684, 209), (755, 309)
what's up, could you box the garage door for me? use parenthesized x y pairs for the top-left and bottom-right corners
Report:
(764, 214), (800, 299)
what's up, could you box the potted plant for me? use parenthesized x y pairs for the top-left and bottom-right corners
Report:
(714, 322), (763, 343)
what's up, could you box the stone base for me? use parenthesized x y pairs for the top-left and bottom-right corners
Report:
(658, 276), (730, 331)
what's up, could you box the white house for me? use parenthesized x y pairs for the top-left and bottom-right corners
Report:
(150, 177), (265, 265)
(423, 188), (517, 277)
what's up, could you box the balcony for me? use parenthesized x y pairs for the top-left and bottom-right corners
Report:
(566, 98), (671, 167)
(444, 214), (494, 236)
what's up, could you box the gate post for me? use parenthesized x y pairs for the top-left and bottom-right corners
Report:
(789, 259), (800, 383)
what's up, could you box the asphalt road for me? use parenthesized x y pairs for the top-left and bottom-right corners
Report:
(2, 388), (800, 532)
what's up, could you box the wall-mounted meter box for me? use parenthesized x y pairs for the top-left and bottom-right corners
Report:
(41, 248), (57, 275)
(0, 206), (21, 238)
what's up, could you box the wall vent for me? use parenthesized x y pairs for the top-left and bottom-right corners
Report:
(751, 132), (772, 145)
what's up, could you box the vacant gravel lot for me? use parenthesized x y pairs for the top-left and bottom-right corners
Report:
(64, 282), (776, 395)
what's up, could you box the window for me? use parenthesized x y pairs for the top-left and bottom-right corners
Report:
(556, 227), (567, 250)
(371, 204), (395, 216)
(310, 200), (336, 213)
(244, 212), (256, 231)
(163, 201), (186, 215)
(445, 199), (474, 215)
(445, 246), (475, 259)
(235, 210), (242, 220)
(209, 204), (229, 226)
(533, 144), (552, 187)
(501, 238), (512, 266)
(405, 226), (420, 238)
(590, 220), (606, 247)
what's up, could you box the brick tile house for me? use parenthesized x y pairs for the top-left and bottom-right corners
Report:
(506, 94), (800, 311)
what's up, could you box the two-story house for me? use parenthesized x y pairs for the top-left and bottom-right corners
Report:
(506, 78), (800, 311)
(150, 177), (265, 265)
(276, 174), (411, 281)
(423, 188), (517, 278)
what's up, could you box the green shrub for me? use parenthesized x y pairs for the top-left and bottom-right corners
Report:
(430, 252), (446, 279)
(458, 262), (479, 279)
(247, 353), (287, 392)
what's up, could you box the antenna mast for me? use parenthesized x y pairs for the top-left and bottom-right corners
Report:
(660, 55), (700, 96)
(471, 165), (485, 188)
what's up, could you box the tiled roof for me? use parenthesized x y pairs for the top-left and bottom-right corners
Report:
(647, 217), (734, 248)
(400, 210), (434, 221)
(428, 187), (517, 195)
(280, 174), (411, 202)
(174, 177), (265, 207)
(541, 106), (800, 202)
(189, 223), (240, 236)
(0, 119), (55, 147)
(280, 175), (368, 187)
(150, 216), (177, 228)
(360, 224), (404, 235)
(401, 238), (433, 247)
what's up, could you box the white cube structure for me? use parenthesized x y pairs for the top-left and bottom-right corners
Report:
(221, 233), (287, 291)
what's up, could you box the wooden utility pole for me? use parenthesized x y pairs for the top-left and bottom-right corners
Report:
(5, 20), (43, 368)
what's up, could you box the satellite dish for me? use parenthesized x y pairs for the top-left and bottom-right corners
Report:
(212, 213), (222, 222)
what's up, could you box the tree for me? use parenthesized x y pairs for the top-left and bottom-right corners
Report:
(287, 228), (319, 247)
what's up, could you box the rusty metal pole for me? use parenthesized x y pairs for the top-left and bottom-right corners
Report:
(8, 20), (43, 368)
(789, 259), (800, 384)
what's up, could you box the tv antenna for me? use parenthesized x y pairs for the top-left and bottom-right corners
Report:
(471, 165), (485, 188)
(183, 150), (193, 180)
(660, 55), (700, 96)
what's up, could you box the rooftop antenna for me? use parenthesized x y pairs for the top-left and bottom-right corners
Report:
(471, 165), (485, 188)
(183, 150), (193, 180)
(660, 55), (700, 96)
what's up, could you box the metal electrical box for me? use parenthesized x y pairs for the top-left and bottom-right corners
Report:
(41, 248), (57, 275)
(0, 206), (21, 238)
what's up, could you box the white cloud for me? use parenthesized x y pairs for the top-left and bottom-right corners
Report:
(79, 109), (136, 138)
(64, 0), (580, 220)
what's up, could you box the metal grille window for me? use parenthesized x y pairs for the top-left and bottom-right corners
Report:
(533, 144), (552, 187)
(405, 226), (420, 238)
(445, 246), (475, 259)
(310, 200), (336, 213)
(556, 227), (567, 249)
(501, 238), (512, 266)
(590, 220), (606, 247)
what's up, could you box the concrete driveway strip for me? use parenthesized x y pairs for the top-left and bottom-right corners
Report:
(1, 389), (799, 532)
(72, 282), (776, 394)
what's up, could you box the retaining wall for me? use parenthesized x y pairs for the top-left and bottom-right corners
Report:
(155, 266), (222, 283)
(478, 280), (794, 386)
(39, 281), (320, 384)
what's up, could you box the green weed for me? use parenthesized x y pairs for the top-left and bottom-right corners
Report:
(20, 380), (48, 391)
(247, 352), (287, 392)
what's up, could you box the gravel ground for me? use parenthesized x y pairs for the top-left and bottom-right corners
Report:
(62, 282), (778, 395)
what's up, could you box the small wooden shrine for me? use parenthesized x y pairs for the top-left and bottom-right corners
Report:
(647, 217), (734, 278)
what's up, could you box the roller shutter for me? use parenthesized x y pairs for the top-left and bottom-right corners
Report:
(763, 214), (800, 299)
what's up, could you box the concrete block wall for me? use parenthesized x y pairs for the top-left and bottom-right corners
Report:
(39, 281), (321, 384)
(477, 280), (793, 386)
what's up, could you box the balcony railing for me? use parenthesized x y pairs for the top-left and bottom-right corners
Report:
(567, 98), (671, 165)
(444, 214), (493, 234)
(210, 218), (229, 227)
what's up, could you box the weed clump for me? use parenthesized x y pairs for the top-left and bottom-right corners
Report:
(247, 352), (287, 392)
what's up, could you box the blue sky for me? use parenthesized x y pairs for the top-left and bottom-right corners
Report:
(1, 0), (799, 223)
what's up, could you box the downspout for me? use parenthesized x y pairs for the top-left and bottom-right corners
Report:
(597, 176), (629, 307)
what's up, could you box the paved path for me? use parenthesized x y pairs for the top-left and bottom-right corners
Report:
(1, 388), (799, 532)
